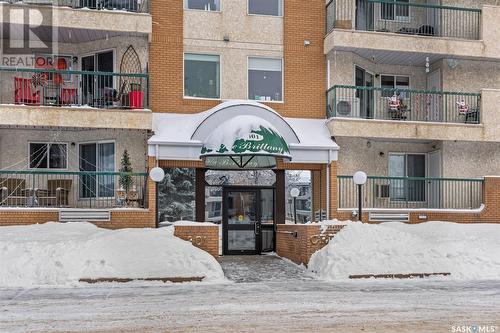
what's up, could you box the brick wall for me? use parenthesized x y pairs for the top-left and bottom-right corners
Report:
(276, 224), (344, 266)
(149, 1), (326, 119)
(174, 225), (219, 258)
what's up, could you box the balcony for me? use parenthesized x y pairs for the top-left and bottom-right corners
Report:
(7, 0), (150, 13)
(324, 1), (500, 61)
(0, 67), (151, 130)
(337, 175), (483, 210)
(327, 0), (481, 40)
(327, 85), (481, 124)
(0, 170), (148, 209)
(2, 0), (152, 34)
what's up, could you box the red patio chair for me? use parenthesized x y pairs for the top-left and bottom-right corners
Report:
(14, 77), (40, 105)
(60, 88), (78, 106)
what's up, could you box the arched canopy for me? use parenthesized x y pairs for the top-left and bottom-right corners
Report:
(200, 115), (291, 169)
(148, 100), (338, 167)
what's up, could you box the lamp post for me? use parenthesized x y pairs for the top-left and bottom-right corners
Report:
(290, 187), (300, 224)
(150, 166), (165, 228)
(353, 171), (367, 222)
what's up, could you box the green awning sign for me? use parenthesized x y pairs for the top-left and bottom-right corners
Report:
(200, 117), (291, 169)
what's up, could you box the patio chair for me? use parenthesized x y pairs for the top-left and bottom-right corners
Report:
(0, 178), (27, 206)
(60, 88), (78, 106)
(38, 179), (72, 207)
(14, 77), (41, 105)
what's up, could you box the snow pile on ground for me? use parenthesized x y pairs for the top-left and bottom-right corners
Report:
(0, 222), (225, 287)
(309, 221), (500, 280)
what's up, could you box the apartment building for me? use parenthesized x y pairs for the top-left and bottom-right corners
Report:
(325, 0), (500, 220)
(1, 1), (499, 256)
(0, 0), (155, 227)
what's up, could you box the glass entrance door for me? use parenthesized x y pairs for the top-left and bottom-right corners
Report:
(223, 189), (261, 255)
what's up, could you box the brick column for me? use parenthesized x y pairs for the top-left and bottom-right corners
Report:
(328, 162), (338, 219)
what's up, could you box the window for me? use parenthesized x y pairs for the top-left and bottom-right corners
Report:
(184, 0), (220, 11)
(158, 168), (196, 222)
(381, 75), (410, 97)
(381, 0), (409, 21)
(79, 142), (115, 198)
(29, 143), (67, 169)
(184, 53), (220, 99)
(248, 57), (283, 102)
(389, 153), (426, 202)
(248, 0), (283, 16)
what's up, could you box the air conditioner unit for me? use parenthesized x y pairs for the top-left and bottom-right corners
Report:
(335, 97), (360, 118)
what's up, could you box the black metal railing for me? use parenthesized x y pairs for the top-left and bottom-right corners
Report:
(0, 67), (149, 110)
(0, 170), (148, 209)
(338, 175), (484, 210)
(327, 85), (481, 124)
(326, 0), (481, 40)
(8, 0), (150, 13)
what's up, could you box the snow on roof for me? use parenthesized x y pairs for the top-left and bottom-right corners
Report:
(149, 100), (338, 150)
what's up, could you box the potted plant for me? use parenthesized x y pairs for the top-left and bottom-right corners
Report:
(118, 150), (134, 205)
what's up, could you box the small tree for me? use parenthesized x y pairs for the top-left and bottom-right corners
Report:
(119, 150), (133, 192)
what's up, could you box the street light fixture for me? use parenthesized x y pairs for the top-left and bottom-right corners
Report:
(290, 187), (300, 224)
(353, 171), (367, 222)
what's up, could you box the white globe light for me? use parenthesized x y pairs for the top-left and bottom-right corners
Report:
(290, 187), (300, 198)
(353, 171), (367, 185)
(150, 167), (165, 183)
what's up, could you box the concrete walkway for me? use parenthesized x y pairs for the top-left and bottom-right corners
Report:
(219, 254), (314, 283)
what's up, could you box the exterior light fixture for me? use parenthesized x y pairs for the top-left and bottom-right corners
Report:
(290, 187), (300, 224)
(353, 171), (367, 222)
(150, 166), (165, 183)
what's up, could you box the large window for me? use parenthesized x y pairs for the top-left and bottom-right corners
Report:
(29, 143), (67, 169)
(184, 53), (220, 99)
(248, 0), (283, 16)
(381, 75), (410, 97)
(184, 0), (220, 11)
(389, 153), (426, 202)
(158, 168), (196, 222)
(381, 0), (409, 21)
(248, 57), (283, 102)
(79, 142), (115, 198)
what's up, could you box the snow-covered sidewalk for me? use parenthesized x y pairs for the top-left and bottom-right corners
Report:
(309, 221), (500, 281)
(0, 222), (225, 287)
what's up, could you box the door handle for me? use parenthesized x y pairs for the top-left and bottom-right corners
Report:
(254, 222), (260, 235)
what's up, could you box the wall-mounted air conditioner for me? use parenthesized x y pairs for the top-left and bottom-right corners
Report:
(335, 97), (360, 118)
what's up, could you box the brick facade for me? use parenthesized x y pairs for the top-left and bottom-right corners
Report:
(150, 1), (326, 118)
(276, 224), (344, 266)
(174, 225), (219, 258)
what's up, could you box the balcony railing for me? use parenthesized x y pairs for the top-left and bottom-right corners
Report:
(0, 170), (148, 209)
(327, 85), (481, 124)
(326, 0), (481, 40)
(338, 175), (483, 210)
(0, 67), (149, 110)
(7, 0), (150, 13)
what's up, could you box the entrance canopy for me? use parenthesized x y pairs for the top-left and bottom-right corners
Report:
(148, 101), (339, 167)
(201, 115), (291, 169)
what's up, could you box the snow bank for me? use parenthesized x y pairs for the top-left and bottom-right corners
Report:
(309, 221), (500, 280)
(0, 222), (225, 287)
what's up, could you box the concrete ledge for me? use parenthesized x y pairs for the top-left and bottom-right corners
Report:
(1, 3), (152, 35)
(0, 105), (152, 130)
(327, 117), (491, 142)
(349, 273), (451, 279)
(79, 276), (203, 283)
